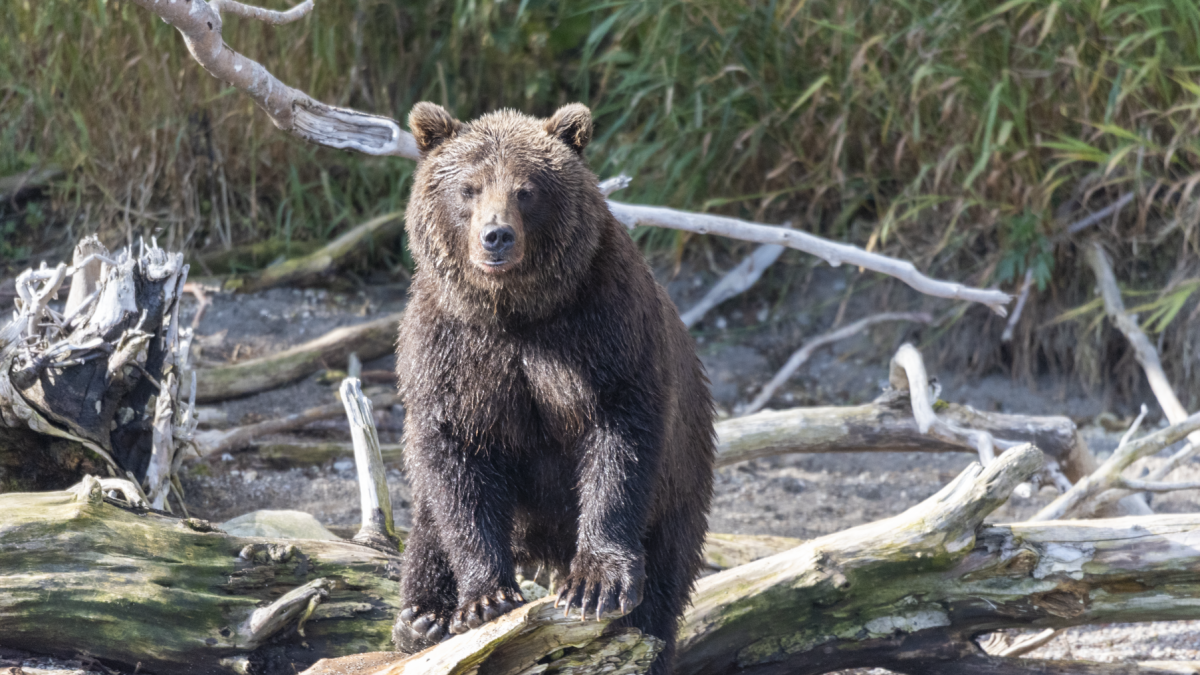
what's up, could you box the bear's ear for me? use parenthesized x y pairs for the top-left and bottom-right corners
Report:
(408, 102), (462, 156)
(544, 103), (592, 155)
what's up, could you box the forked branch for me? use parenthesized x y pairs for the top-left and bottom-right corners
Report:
(126, 0), (416, 157)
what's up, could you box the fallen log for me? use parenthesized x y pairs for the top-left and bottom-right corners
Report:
(296, 444), (1200, 675)
(9, 445), (1200, 674)
(716, 392), (1094, 480)
(679, 446), (1200, 675)
(193, 393), (401, 458)
(226, 212), (404, 294)
(193, 313), (401, 402)
(0, 475), (402, 674)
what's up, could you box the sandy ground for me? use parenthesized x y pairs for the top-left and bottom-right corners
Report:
(8, 264), (1200, 673)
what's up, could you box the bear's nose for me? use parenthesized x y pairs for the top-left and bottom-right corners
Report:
(481, 225), (516, 255)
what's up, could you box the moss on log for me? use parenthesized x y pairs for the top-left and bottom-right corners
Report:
(225, 212), (403, 294)
(0, 477), (400, 674)
(7, 447), (1200, 675)
(193, 313), (401, 402)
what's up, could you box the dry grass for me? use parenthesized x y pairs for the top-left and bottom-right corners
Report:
(2, 0), (1199, 402)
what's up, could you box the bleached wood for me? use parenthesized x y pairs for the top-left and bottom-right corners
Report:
(1086, 243), (1199, 448)
(211, 0), (313, 24)
(1030, 412), (1200, 521)
(340, 377), (398, 552)
(192, 392), (401, 457)
(64, 236), (106, 320)
(295, 445), (1200, 675)
(1001, 267), (1034, 342)
(8, 446), (1200, 674)
(680, 240), (787, 328)
(0, 239), (193, 493)
(890, 343), (997, 466)
(606, 201), (1012, 315)
(126, 0), (417, 158)
(742, 312), (932, 415)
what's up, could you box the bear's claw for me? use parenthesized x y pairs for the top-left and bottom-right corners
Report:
(449, 588), (525, 634)
(555, 557), (645, 622)
(393, 606), (450, 652)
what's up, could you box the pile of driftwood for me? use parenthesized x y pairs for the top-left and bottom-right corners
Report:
(3, 1), (1200, 673)
(3, 232), (1200, 674)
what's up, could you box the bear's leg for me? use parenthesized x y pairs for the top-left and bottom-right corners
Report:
(394, 499), (458, 652)
(407, 429), (526, 636)
(614, 507), (705, 675)
(557, 424), (659, 620)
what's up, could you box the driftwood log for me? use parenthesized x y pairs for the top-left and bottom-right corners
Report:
(193, 313), (400, 402)
(0, 237), (195, 497)
(225, 212), (404, 294)
(304, 444), (1200, 675)
(0, 475), (401, 673)
(8, 445), (1200, 674)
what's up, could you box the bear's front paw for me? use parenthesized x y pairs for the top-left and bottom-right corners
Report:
(393, 606), (450, 653)
(449, 587), (525, 635)
(555, 553), (645, 621)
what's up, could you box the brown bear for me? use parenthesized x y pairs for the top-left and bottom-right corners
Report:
(392, 101), (715, 674)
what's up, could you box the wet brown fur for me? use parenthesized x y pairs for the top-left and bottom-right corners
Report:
(393, 103), (715, 674)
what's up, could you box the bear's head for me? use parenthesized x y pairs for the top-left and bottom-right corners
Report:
(405, 102), (606, 320)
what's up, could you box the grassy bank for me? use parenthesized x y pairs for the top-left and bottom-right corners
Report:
(2, 0), (1198, 402)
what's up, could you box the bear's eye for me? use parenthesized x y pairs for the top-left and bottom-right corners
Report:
(460, 186), (477, 199)
(516, 188), (533, 202)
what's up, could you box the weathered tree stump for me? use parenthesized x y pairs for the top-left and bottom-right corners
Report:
(0, 237), (193, 497)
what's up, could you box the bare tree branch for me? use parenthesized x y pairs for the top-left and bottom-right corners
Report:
(1114, 476), (1200, 493)
(1030, 412), (1200, 521)
(1067, 192), (1134, 234)
(890, 343), (1005, 467)
(606, 201), (1013, 315)
(211, 0), (314, 24)
(742, 312), (932, 415)
(1001, 267), (1034, 342)
(126, 0), (417, 157)
(681, 240), (787, 329)
(1085, 243), (1200, 448)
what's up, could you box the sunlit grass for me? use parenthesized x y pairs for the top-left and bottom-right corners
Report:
(1, 0), (1197, 349)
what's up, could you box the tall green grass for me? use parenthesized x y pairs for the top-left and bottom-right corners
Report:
(2, 0), (1199, 396)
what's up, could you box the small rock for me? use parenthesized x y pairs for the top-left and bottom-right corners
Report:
(333, 458), (355, 473)
(221, 510), (341, 540)
(770, 476), (806, 494)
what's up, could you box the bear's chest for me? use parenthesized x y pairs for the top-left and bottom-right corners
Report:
(518, 345), (594, 441)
